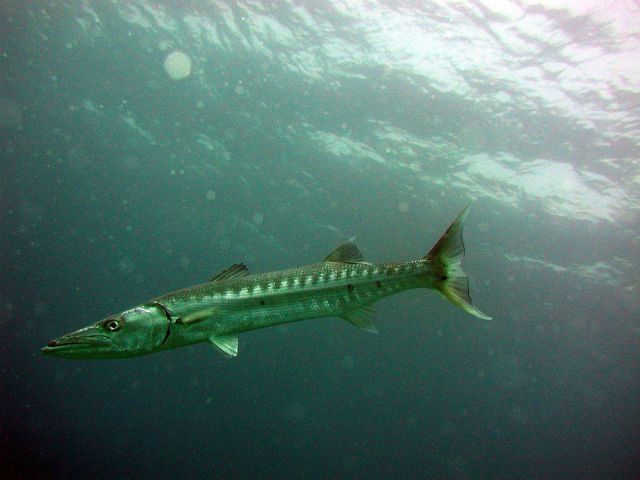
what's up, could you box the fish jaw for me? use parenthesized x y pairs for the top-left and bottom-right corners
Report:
(41, 324), (127, 359)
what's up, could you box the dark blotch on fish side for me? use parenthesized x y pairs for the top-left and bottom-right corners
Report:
(347, 284), (354, 293)
(260, 300), (265, 305)
(376, 281), (382, 288)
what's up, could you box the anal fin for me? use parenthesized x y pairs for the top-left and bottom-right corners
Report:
(341, 306), (378, 334)
(209, 334), (239, 357)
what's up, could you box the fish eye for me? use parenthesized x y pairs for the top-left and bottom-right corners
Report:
(104, 318), (123, 332)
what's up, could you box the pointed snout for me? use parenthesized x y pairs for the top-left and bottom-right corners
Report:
(41, 330), (120, 359)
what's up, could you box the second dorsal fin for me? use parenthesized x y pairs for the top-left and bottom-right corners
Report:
(210, 264), (249, 282)
(323, 242), (364, 263)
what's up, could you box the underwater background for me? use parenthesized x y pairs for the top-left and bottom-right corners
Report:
(1, 0), (639, 478)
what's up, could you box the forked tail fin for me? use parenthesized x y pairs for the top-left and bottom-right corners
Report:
(424, 205), (492, 320)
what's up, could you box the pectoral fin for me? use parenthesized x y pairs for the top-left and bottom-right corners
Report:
(209, 334), (239, 357)
(176, 307), (219, 325)
(341, 306), (378, 334)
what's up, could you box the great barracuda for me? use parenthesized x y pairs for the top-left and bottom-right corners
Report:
(42, 205), (490, 359)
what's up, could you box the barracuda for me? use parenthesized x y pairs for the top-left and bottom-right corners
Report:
(42, 205), (490, 359)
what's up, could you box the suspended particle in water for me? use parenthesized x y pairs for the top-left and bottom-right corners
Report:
(163, 50), (192, 80)
(341, 355), (355, 370)
(398, 201), (410, 213)
(34, 301), (48, 316)
(509, 405), (529, 425)
(205, 190), (216, 201)
(120, 154), (141, 170)
(0, 97), (23, 129)
(279, 402), (307, 422)
(117, 256), (135, 274)
(252, 213), (264, 225)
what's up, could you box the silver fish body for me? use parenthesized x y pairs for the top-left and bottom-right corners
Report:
(42, 205), (490, 359)
(157, 259), (428, 348)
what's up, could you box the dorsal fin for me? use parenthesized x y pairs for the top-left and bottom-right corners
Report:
(210, 264), (249, 282)
(324, 242), (364, 263)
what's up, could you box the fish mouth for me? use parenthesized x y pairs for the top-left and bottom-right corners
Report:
(41, 334), (121, 359)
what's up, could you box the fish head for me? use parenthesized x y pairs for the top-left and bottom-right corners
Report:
(42, 303), (170, 359)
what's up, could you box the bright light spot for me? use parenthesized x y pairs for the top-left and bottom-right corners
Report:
(163, 51), (192, 80)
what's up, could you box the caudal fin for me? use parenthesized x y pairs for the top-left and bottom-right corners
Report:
(425, 204), (491, 320)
